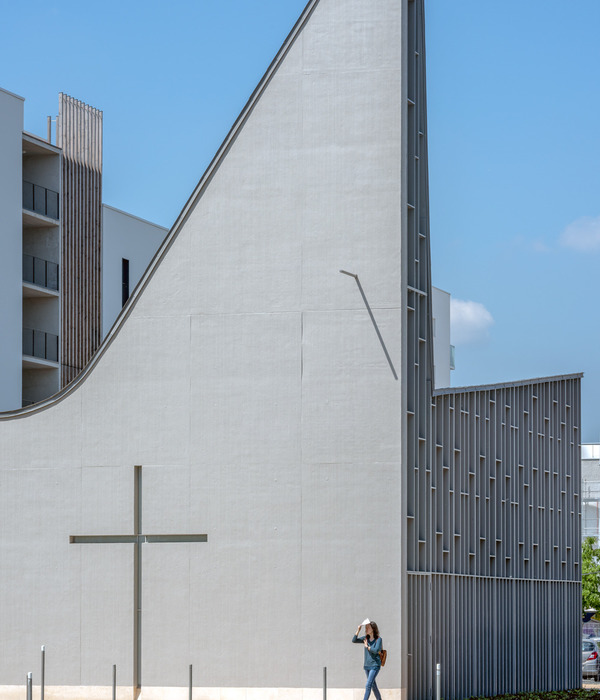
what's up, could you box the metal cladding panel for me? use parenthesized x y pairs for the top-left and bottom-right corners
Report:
(408, 574), (580, 699)
(404, 0), (434, 576)
(406, 378), (582, 698)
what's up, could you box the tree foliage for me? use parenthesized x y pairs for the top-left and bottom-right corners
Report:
(582, 536), (600, 613)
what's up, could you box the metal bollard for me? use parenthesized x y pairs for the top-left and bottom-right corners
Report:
(189, 664), (193, 700)
(436, 663), (441, 700)
(27, 672), (32, 700)
(41, 645), (45, 700)
(323, 666), (327, 700)
(112, 664), (116, 700)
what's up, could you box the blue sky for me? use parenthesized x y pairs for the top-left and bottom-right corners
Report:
(426, 0), (600, 441)
(2, 1), (600, 439)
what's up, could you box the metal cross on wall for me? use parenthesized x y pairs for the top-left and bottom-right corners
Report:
(70, 465), (207, 699)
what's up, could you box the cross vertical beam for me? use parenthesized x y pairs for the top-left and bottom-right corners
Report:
(70, 465), (208, 699)
(133, 465), (142, 699)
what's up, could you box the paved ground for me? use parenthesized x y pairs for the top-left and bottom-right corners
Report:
(582, 678), (600, 689)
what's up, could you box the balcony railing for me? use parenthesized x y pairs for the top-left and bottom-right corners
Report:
(23, 328), (59, 363)
(23, 181), (59, 220)
(23, 254), (59, 291)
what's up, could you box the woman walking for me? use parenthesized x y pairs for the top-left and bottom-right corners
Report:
(352, 620), (383, 700)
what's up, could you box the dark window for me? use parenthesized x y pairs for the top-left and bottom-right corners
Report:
(34, 256), (46, 286)
(22, 254), (59, 291)
(33, 330), (46, 359)
(23, 254), (34, 284)
(22, 328), (59, 362)
(23, 328), (33, 357)
(47, 261), (59, 291)
(33, 184), (46, 216)
(22, 181), (60, 220)
(46, 189), (59, 220)
(22, 182), (34, 211)
(122, 258), (130, 307)
(46, 333), (59, 362)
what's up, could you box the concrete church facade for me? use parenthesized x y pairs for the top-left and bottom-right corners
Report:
(0, 1), (581, 699)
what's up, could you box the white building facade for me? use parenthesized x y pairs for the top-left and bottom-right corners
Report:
(0, 1), (581, 699)
(102, 205), (167, 338)
(582, 444), (600, 541)
(431, 286), (453, 388)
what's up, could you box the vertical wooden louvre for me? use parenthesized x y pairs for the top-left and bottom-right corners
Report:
(57, 93), (102, 388)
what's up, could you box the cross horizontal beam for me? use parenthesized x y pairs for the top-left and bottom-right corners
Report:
(69, 466), (209, 696)
(70, 534), (208, 544)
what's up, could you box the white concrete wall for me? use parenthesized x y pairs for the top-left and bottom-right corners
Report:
(0, 0), (405, 695)
(101, 204), (167, 337)
(0, 88), (24, 411)
(22, 297), (59, 335)
(22, 368), (59, 403)
(23, 225), (60, 263)
(432, 286), (451, 388)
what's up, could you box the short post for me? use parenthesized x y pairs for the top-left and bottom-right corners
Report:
(323, 666), (327, 700)
(436, 663), (441, 700)
(41, 645), (45, 700)
(189, 664), (193, 700)
(112, 664), (116, 700)
(27, 672), (32, 700)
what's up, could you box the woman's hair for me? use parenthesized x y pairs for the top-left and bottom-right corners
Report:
(368, 621), (380, 640)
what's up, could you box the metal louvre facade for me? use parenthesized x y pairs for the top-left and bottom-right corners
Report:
(408, 574), (580, 699)
(406, 379), (582, 699)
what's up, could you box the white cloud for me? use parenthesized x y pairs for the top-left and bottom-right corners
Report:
(560, 215), (600, 252)
(450, 298), (494, 346)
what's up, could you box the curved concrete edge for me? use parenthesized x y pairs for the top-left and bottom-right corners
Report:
(0, 0), (322, 422)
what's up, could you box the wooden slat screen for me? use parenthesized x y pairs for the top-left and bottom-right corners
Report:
(57, 93), (103, 388)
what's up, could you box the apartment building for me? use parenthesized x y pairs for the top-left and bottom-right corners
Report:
(0, 87), (167, 410)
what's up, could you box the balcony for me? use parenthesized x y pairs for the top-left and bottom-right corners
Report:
(23, 254), (59, 294)
(22, 181), (59, 221)
(23, 328), (59, 365)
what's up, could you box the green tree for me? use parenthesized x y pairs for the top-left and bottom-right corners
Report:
(582, 536), (600, 613)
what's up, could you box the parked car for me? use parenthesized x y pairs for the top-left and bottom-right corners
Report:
(582, 639), (600, 681)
